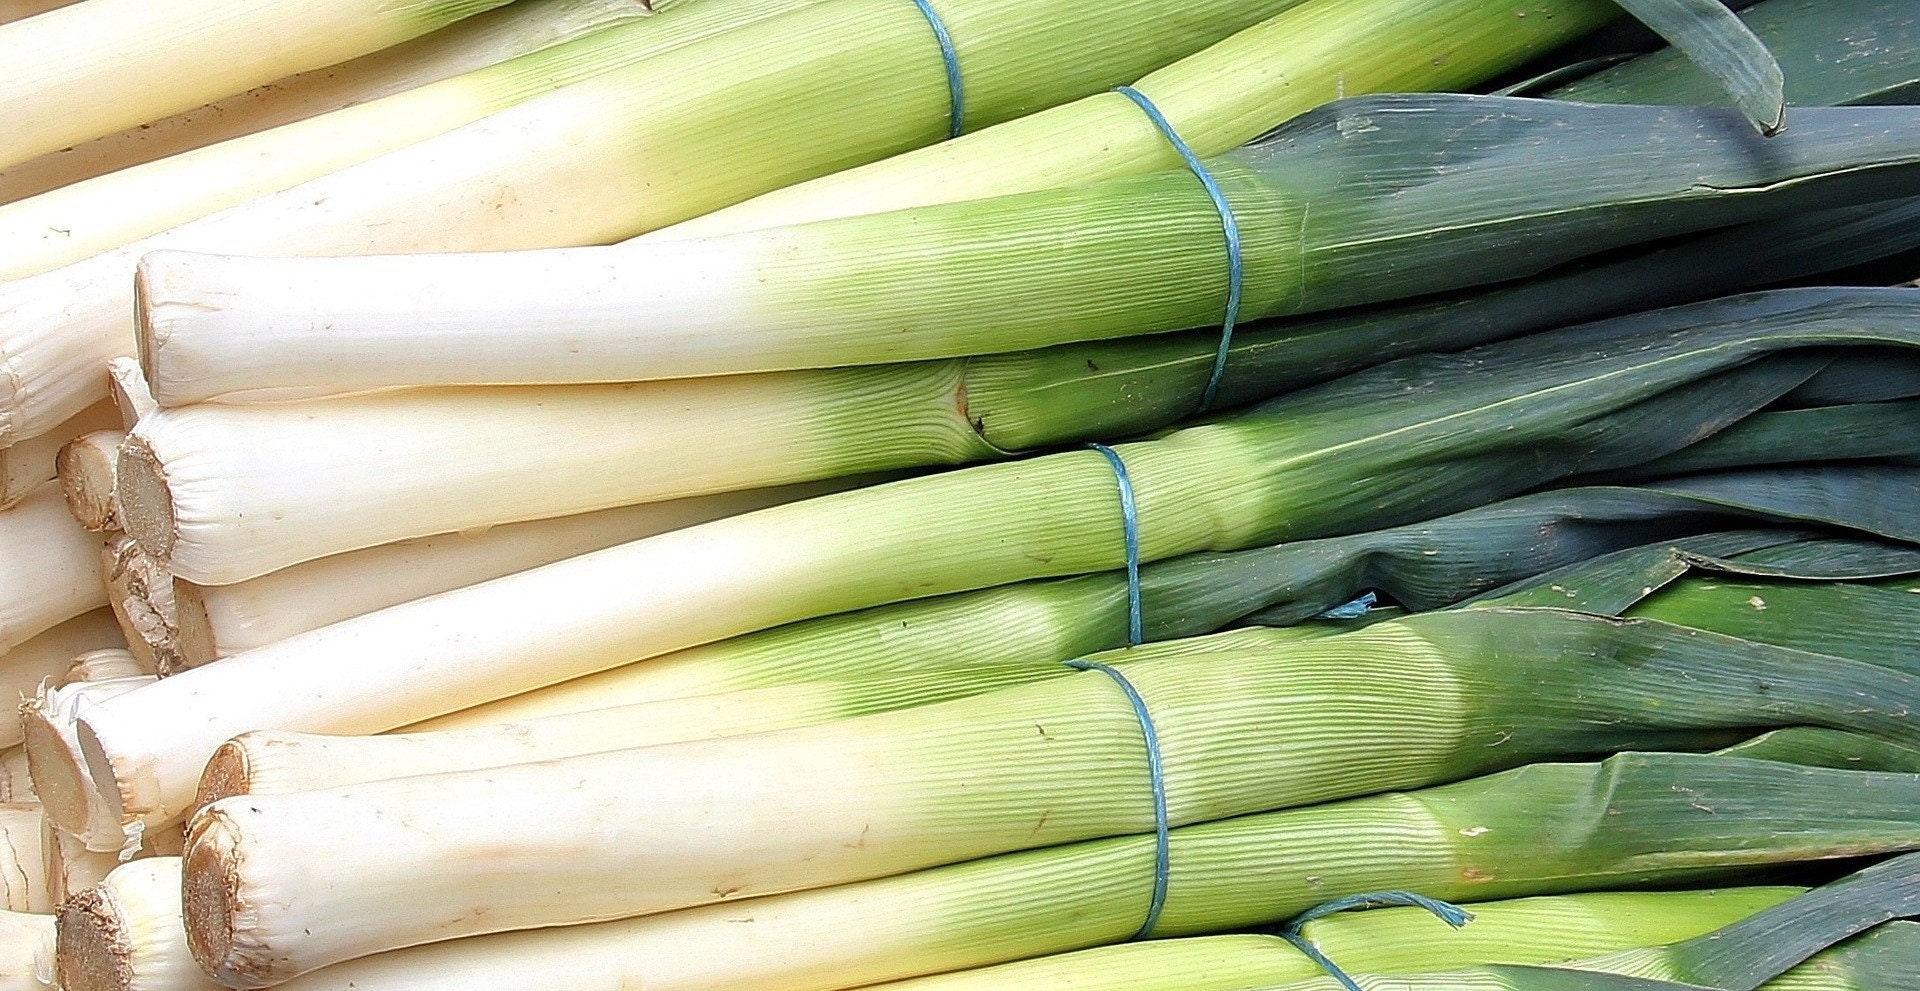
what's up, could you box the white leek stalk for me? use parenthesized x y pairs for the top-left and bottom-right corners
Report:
(664, 0), (1623, 237)
(55, 858), (220, 991)
(0, 0), (809, 280)
(0, 804), (50, 912)
(0, 0), (1304, 442)
(118, 377), (966, 583)
(173, 478), (866, 664)
(0, 749), (30, 803)
(0, 909), (52, 991)
(57, 429), (125, 532)
(0, 0), (663, 206)
(0, 0), (520, 171)
(0, 610), (122, 749)
(45, 815), (181, 906)
(0, 482), (107, 653)
(23, 674), (156, 851)
(105, 359), (154, 431)
(98, 538), (178, 674)
(0, 401), (115, 509)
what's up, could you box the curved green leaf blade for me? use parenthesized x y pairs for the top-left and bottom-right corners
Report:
(1606, 0), (1785, 132)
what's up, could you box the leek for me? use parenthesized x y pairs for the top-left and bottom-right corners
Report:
(180, 607), (1920, 981)
(0, 0), (520, 171)
(0, 910), (51, 991)
(0, 0), (1307, 443)
(0, 0), (663, 206)
(118, 211), (1920, 579)
(75, 286), (1920, 838)
(24, 673), (157, 851)
(133, 98), (1920, 402)
(244, 754), (1920, 991)
(670, 0), (1894, 237)
(56, 858), (220, 991)
(1717, 728), (1920, 773)
(0, 481), (106, 652)
(869, 889), (1804, 991)
(1615, 400), (1920, 480)
(173, 479), (870, 666)
(99, 536), (178, 675)
(0, 804), (49, 913)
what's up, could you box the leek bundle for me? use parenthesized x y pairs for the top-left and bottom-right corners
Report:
(0, 0), (1304, 443)
(232, 754), (1920, 991)
(135, 97), (1920, 403)
(0, 0), (520, 171)
(74, 286), (1920, 838)
(180, 606), (1920, 981)
(0, 0), (663, 206)
(867, 889), (1805, 991)
(119, 206), (1920, 579)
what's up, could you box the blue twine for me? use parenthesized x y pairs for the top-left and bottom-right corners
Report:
(1086, 443), (1142, 646)
(1279, 891), (1475, 991)
(908, 0), (965, 138)
(1061, 658), (1170, 939)
(1317, 591), (1378, 620)
(1113, 85), (1244, 409)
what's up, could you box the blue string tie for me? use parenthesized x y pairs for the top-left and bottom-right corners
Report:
(1086, 443), (1143, 646)
(1113, 85), (1244, 410)
(1061, 658), (1170, 940)
(1279, 891), (1475, 991)
(1317, 591), (1378, 620)
(908, 0), (965, 138)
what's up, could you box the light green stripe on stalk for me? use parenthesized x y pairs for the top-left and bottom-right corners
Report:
(663, 0), (1624, 236)
(875, 888), (1803, 991)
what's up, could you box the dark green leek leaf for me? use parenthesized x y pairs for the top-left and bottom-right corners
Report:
(1614, 400), (1920, 480)
(1556, 0), (1920, 109)
(1604, 0), (1784, 131)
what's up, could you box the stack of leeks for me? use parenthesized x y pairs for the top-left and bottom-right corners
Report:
(1, 0), (1919, 990)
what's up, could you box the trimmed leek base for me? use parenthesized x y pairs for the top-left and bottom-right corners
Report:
(57, 858), (222, 991)
(0, 0), (518, 171)
(118, 374), (979, 584)
(251, 754), (1920, 991)
(0, 804), (49, 912)
(0, 400), (115, 509)
(172, 478), (869, 664)
(57, 430), (126, 531)
(25, 674), (156, 851)
(0, 0), (1299, 444)
(870, 888), (1803, 991)
(0, 482), (107, 652)
(0, 0), (658, 207)
(0, 610), (123, 749)
(100, 537), (179, 675)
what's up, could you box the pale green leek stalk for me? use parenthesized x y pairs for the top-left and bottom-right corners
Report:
(660, 0), (1625, 237)
(252, 753), (1920, 991)
(131, 98), (1920, 402)
(0, 0), (790, 279)
(181, 606), (1920, 981)
(0, 0), (519, 171)
(1717, 727), (1920, 773)
(75, 286), (1920, 842)
(115, 200), (1920, 580)
(869, 889), (1805, 991)
(0, 0), (1307, 443)
(0, 0), (668, 207)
